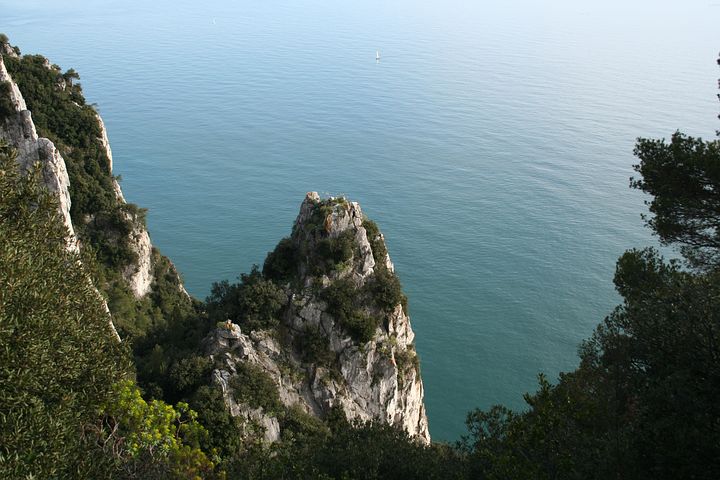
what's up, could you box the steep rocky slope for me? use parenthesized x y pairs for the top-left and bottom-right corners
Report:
(205, 193), (430, 443)
(0, 53), (153, 296)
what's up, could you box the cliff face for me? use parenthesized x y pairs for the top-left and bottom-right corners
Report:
(205, 193), (430, 443)
(0, 49), (157, 300)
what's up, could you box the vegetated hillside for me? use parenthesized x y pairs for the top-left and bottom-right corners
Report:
(1, 34), (719, 479)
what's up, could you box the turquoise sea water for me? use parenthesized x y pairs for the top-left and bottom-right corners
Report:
(3, 0), (718, 441)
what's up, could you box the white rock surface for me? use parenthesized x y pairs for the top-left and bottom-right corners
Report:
(0, 55), (26, 110)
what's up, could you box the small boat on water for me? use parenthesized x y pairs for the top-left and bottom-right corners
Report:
(376, 50), (381, 61)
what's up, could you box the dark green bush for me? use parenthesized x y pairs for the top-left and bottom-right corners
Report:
(263, 236), (297, 283)
(0, 81), (15, 120)
(280, 405), (330, 441)
(230, 418), (468, 480)
(294, 326), (336, 366)
(207, 266), (287, 332)
(362, 219), (388, 266)
(366, 268), (408, 314)
(343, 310), (380, 345)
(313, 229), (355, 274)
(322, 279), (380, 343)
(0, 142), (130, 478)
(229, 363), (283, 415)
(189, 386), (244, 459)
(169, 355), (213, 395)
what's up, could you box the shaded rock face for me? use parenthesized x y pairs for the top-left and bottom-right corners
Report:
(205, 193), (430, 444)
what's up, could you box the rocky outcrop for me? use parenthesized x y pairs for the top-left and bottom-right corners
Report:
(0, 41), (19, 59)
(95, 112), (154, 298)
(205, 193), (430, 444)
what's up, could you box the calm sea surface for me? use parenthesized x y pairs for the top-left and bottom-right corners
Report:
(3, 0), (718, 441)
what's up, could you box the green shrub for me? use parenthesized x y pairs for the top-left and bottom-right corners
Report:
(362, 219), (388, 266)
(366, 268), (408, 314)
(94, 380), (219, 479)
(0, 142), (130, 478)
(313, 229), (355, 274)
(229, 363), (283, 415)
(0, 81), (15, 120)
(280, 405), (330, 441)
(343, 310), (380, 345)
(189, 386), (244, 459)
(322, 279), (380, 343)
(294, 326), (336, 366)
(394, 347), (420, 383)
(169, 355), (213, 395)
(263, 236), (297, 283)
(207, 266), (287, 332)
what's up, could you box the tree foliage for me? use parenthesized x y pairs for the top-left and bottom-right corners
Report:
(321, 278), (380, 343)
(229, 363), (283, 416)
(206, 265), (286, 332)
(263, 236), (297, 284)
(632, 132), (720, 270)
(0, 141), (129, 478)
(90, 380), (220, 480)
(0, 81), (15, 120)
(230, 418), (467, 480)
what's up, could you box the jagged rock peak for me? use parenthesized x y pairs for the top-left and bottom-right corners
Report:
(206, 192), (430, 444)
(289, 192), (384, 285)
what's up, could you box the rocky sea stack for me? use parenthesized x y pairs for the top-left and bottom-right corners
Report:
(205, 192), (430, 443)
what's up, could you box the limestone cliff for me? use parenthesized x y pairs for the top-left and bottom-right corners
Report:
(1, 40), (430, 443)
(0, 47), (158, 300)
(205, 193), (430, 443)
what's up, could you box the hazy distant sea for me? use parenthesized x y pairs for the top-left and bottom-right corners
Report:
(4, 0), (718, 441)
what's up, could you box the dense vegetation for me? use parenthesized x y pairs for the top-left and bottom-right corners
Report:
(206, 266), (286, 332)
(3, 52), (130, 266)
(0, 142), (215, 478)
(3, 35), (720, 478)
